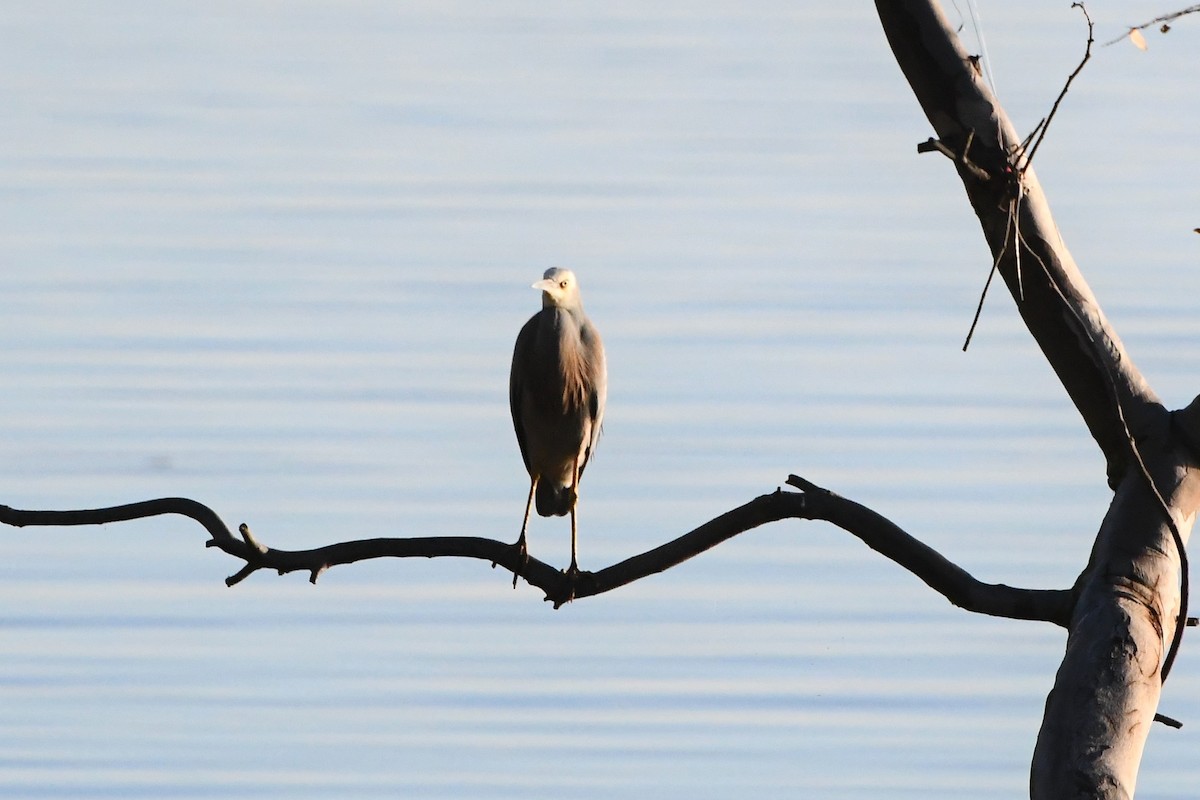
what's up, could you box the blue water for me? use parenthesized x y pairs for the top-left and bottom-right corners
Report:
(2, 2), (1199, 797)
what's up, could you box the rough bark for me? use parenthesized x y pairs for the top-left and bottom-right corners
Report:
(874, 1), (1200, 796)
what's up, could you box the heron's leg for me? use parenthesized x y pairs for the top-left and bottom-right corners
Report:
(566, 461), (581, 580)
(568, 506), (579, 574)
(513, 477), (536, 588)
(561, 512), (580, 604)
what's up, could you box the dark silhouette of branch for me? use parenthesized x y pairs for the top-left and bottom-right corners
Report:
(0, 497), (239, 546)
(783, 476), (1074, 625)
(1, 479), (1073, 621)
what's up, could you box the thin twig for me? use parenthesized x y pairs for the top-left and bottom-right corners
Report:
(1102, 4), (1200, 46)
(917, 137), (994, 181)
(1014, 191), (1025, 301)
(969, 4), (1091, 348)
(1022, 3), (1094, 173)
(1020, 118), (1045, 159)
(963, 199), (1014, 351)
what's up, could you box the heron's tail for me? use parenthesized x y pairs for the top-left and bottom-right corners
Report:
(535, 481), (575, 517)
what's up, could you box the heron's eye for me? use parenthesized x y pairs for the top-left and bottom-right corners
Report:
(559, 280), (568, 289)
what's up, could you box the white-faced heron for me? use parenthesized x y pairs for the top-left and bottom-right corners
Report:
(510, 267), (607, 582)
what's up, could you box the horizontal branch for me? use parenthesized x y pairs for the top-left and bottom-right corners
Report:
(0, 496), (238, 545)
(1, 479), (1072, 622)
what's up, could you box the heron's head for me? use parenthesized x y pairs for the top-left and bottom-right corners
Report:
(533, 267), (582, 310)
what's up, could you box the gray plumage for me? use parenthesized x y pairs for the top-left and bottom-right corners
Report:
(509, 267), (606, 576)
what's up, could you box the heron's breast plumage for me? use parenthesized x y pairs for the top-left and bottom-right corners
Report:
(510, 306), (606, 505)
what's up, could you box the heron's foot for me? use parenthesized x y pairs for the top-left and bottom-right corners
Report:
(561, 561), (582, 603)
(544, 563), (592, 609)
(511, 535), (529, 588)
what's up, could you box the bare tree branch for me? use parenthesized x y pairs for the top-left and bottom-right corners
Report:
(1, 482), (1074, 621)
(785, 476), (1075, 625)
(877, 0), (1161, 489)
(0, 497), (239, 547)
(1102, 3), (1200, 46)
(1021, 3), (1093, 172)
(875, 2), (1200, 795)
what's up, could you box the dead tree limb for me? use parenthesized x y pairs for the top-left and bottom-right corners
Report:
(876, 1), (1200, 796)
(879, 0), (1161, 489)
(1, 478), (1072, 620)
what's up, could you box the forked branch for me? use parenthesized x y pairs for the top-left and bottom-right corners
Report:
(1, 479), (1072, 621)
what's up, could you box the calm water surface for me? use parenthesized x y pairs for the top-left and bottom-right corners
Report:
(2, 2), (1199, 798)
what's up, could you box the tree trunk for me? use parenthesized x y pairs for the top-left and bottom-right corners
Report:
(874, 1), (1200, 796)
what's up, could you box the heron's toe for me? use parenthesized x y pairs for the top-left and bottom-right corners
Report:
(511, 535), (529, 588)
